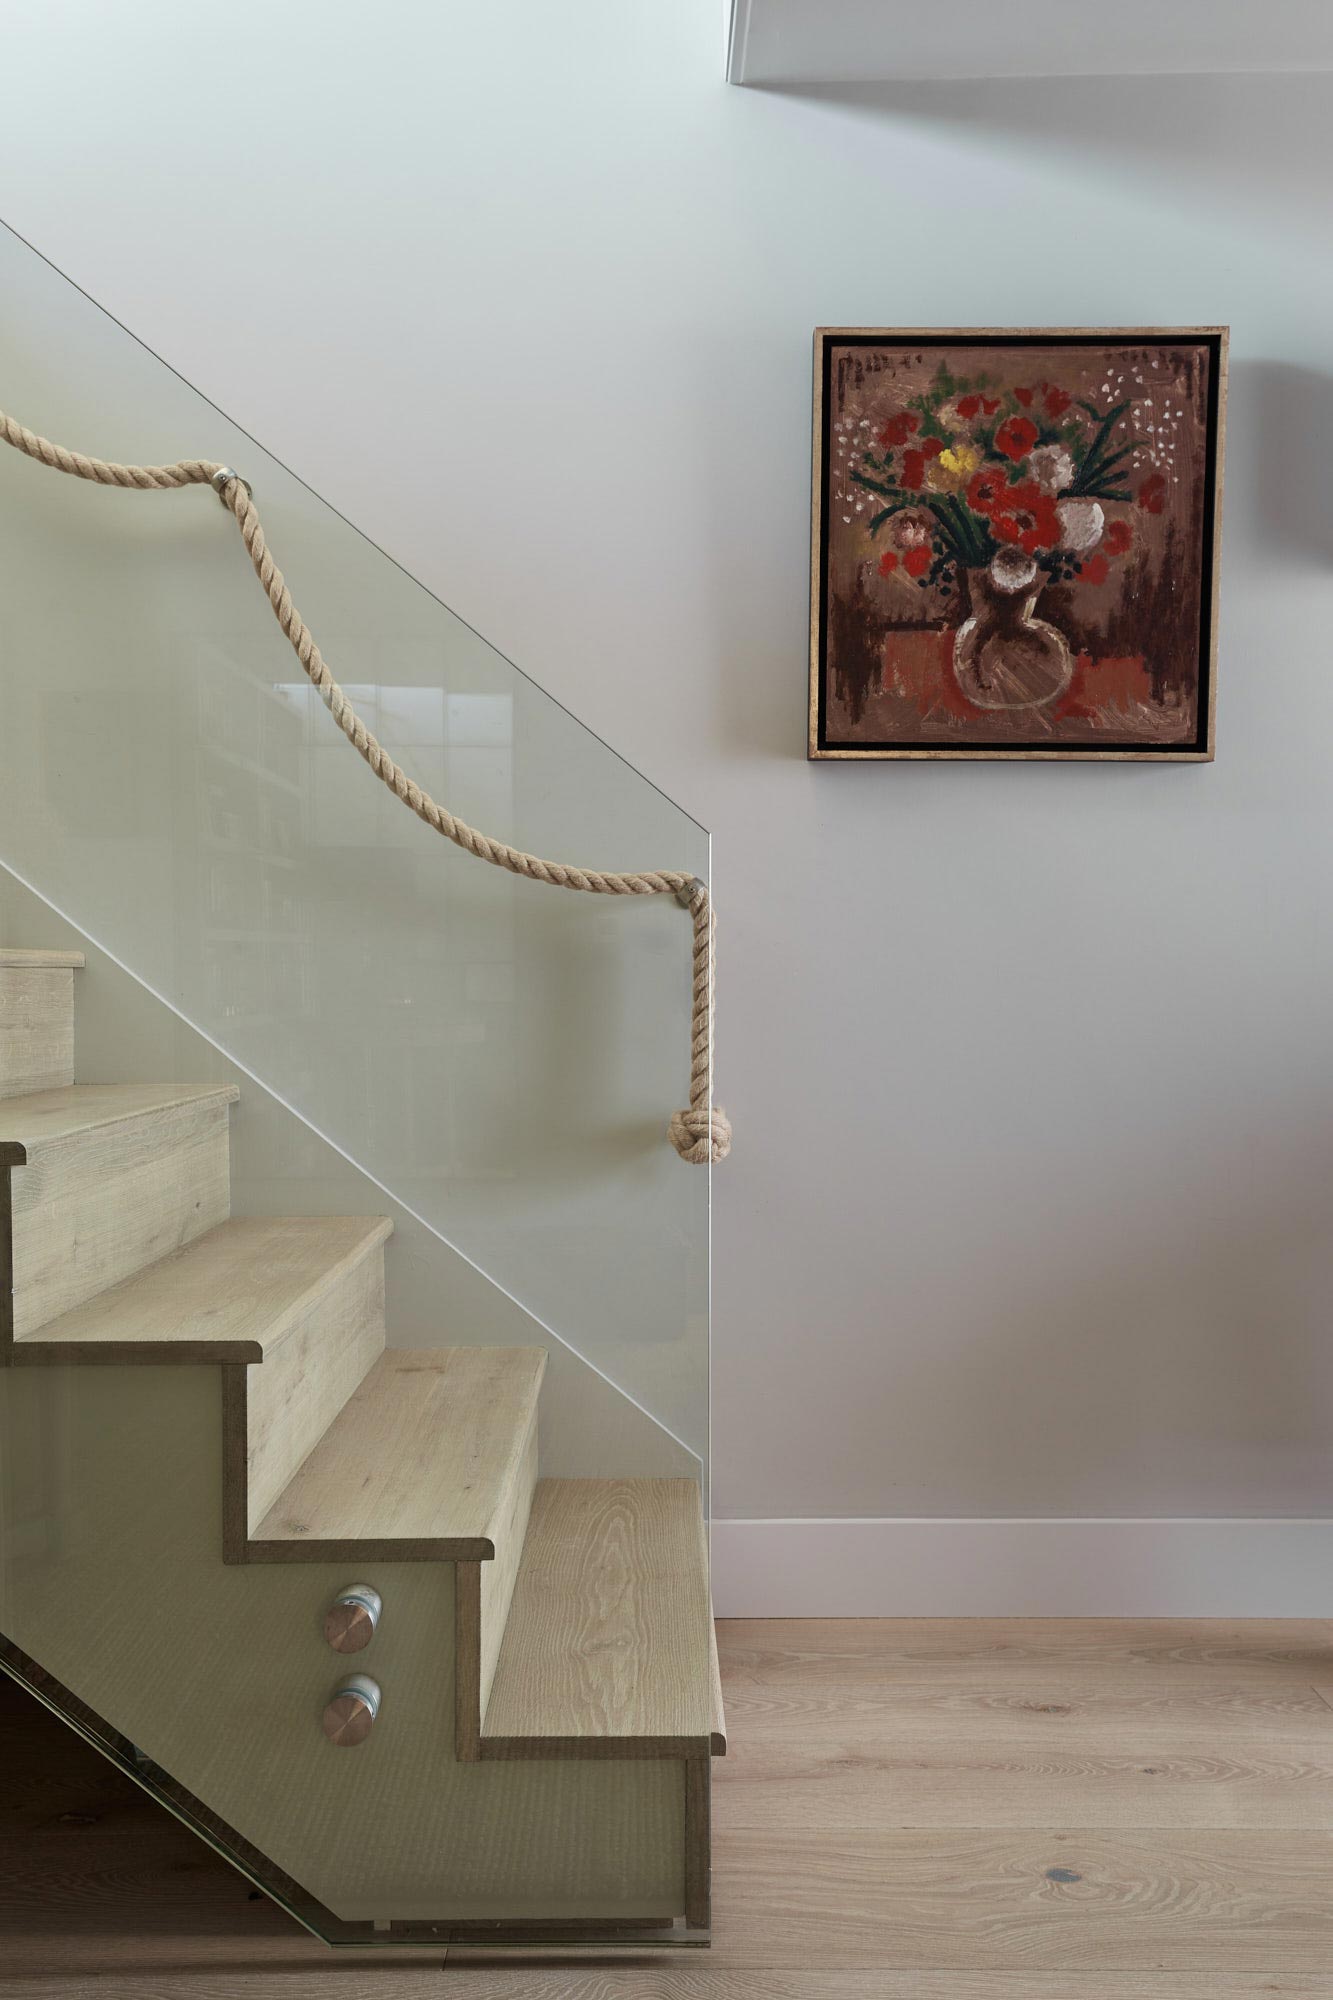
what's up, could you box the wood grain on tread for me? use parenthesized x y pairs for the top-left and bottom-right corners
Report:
(0, 949), (85, 969)
(0, 1082), (238, 1166)
(250, 1346), (546, 1560)
(13, 1214), (392, 1363)
(482, 1479), (716, 1756)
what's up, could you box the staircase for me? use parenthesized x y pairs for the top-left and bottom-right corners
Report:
(0, 945), (724, 1943)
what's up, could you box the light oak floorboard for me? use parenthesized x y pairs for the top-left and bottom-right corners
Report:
(11, 1621), (1333, 1992)
(436, 1978), (1333, 1999)
(723, 1677), (1333, 1735)
(716, 1733), (1333, 1828)
(717, 1676), (1333, 1826)
(706, 1826), (1333, 1969)
(720, 1617), (1333, 1687)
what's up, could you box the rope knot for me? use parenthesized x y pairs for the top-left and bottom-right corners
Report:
(668, 1104), (732, 1165)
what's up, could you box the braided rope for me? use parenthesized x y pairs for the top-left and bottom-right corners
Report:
(0, 408), (730, 1163)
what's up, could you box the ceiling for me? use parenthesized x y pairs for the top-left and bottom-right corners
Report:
(726, 0), (1333, 84)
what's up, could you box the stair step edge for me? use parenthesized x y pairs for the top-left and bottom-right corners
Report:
(481, 1478), (717, 1756)
(13, 1214), (393, 1365)
(247, 1346), (548, 1562)
(0, 1082), (240, 1165)
(0, 948), (85, 969)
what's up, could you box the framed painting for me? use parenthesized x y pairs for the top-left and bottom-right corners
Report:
(809, 327), (1227, 761)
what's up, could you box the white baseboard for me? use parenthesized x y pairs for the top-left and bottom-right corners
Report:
(711, 1517), (1333, 1618)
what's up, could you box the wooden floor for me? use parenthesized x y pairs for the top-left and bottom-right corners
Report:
(7, 1619), (1333, 1996)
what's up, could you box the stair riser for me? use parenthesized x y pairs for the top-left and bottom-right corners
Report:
(479, 1407), (538, 1724)
(0, 967), (75, 1100)
(241, 1249), (388, 1540)
(4, 1100), (231, 1341)
(456, 1406), (540, 1759)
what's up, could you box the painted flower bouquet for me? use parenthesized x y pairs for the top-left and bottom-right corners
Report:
(852, 366), (1160, 605)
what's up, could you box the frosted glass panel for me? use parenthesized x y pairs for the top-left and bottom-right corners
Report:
(0, 222), (708, 1464)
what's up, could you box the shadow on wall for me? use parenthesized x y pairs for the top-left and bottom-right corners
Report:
(1244, 361), (1333, 567)
(742, 71), (1333, 218)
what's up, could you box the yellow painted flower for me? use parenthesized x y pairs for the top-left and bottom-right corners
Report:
(927, 442), (983, 493)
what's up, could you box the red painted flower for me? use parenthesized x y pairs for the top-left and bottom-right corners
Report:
(900, 450), (927, 490)
(994, 415), (1039, 463)
(957, 394), (982, 420)
(1103, 518), (1133, 556)
(919, 435), (945, 461)
(1138, 473), (1167, 514)
(1014, 387), (1035, 408)
(877, 411), (919, 448)
(981, 395), (1001, 416)
(967, 468), (1011, 515)
(903, 545), (933, 579)
(1043, 386), (1072, 419)
(1081, 552), (1110, 585)
(878, 549), (899, 576)
(991, 480), (1061, 554)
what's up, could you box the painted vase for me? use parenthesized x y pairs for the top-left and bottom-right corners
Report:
(952, 566), (1073, 713)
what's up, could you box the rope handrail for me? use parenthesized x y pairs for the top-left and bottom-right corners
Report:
(0, 408), (729, 1164)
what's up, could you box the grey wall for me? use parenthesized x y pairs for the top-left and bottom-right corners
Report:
(2, 3), (1331, 1527)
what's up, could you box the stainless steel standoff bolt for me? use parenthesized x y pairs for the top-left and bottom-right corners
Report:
(322, 1674), (381, 1747)
(323, 1583), (382, 1654)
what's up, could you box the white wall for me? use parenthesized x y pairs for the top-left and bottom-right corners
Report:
(3, 1), (1332, 1601)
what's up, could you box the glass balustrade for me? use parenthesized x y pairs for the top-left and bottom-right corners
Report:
(0, 216), (715, 1946)
(0, 218), (709, 1471)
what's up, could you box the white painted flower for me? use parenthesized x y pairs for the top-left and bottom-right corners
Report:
(990, 547), (1038, 594)
(1028, 443), (1074, 495)
(1056, 498), (1104, 553)
(890, 510), (934, 551)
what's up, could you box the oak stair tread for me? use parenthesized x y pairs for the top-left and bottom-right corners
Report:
(0, 1082), (239, 1165)
(17, 1214), (393, 1363)
(482, 1478), (725, 1757)
(0, 947), (85, 969)
(251, 1345), (547, 1561)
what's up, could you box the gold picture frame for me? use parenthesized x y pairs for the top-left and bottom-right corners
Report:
(809, 327), (1227, 762)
